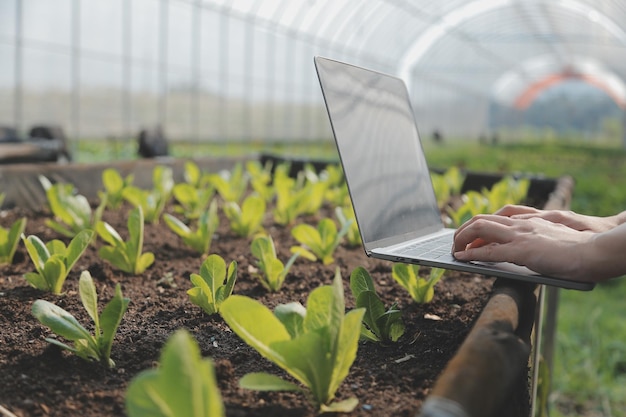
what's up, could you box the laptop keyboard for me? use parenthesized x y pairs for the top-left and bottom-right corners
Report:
(394, 234), (452, 259)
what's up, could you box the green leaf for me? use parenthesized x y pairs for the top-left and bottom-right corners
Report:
(291, 224), (322, 250)
(125, 329), (225, 417)
(289, 246), (317, 262)
(23, 234), (49, 272)
(43, 256), (67, 294)
(163, 214), (191, 238)
(349, 266), (376, 300)
(99, 284), (130, 367)
(274, 302), (306, 338)
(96, 221), (125, 248)
(239, 372), (302, 392)
(32, 300), (92, 342)
(220, 295), (291, 367)
(319, 397), (359, 413)
(23, 271), (49, 291)
(79, 270), (100, 332)
(356, 291), (385, 337)
(65, 229), (94, 271)
(328, 308), (364, 397)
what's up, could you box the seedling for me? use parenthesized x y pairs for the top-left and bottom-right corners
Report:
(246, 160), (274, 202)
(220, 269), (364, 413)
(125, 329), (225, 417)
(430, 166), (465, 209)
(0, 217), (26, 265)
(223, 194), (266, 238)
(447, 176), (529, 227)
(250, 234), (299, 292)
(349, 266), (404, 343)
(392, 264), (445, 304)
(39, 175), (106, 238)
(22, 229), (94, 294)
(172, 182), (215, 221)
(290, 217), (351, 265)
(208, 163), (248, 203)
(100, 168), (134, 210)
(187, 254), (237, 315)
(31, 270), (129, 368)
(96, 206), (155, 274)
(335, 205), (361, 247)
(123, 165), (174, 224)
(163, 200), (219, 255)
(272, 164), (326, 226)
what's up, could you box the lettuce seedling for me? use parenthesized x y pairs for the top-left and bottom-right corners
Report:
(39, 175), (106, 238)
(246, 160), (274, 202)
(349, 266), (404, 343)
(208, 163), (248, 203)
(125, 329), (225, 417)
(220, 269), (364, 413)
(223, 194), (266, 238)
(250, 234), (299, 292)
(31, 270), (129, 368)
(96, 207), (155, 274)
(122, 165), (174, 224)
(172, 182), (215, 221)
(0, 217), (26, 265)
(100, 167), (134, 210)
(392, 264), (445, 304)
(335, 205), (361, 247)
(290, 217), (351, 265)
(163, 200), (219, 254)
(187, 254), (237, 315)
(272, 167), (308, 226)
(22, 229), (94, 294)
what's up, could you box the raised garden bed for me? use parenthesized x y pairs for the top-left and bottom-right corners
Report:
(0, 158), (572, 417)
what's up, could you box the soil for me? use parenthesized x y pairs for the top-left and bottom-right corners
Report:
(0, 202), (498, 417)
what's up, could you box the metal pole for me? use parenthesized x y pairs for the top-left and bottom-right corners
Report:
(218, 11), (229, 141)
(71, 0), (81, 154)
(122, 0), (132, 154)
(14, 0), (23, 135)
(192, 0), (201, 144)
(159, 0), (168, 132)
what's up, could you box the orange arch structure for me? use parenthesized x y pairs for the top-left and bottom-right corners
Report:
(514, 71), (626, 110)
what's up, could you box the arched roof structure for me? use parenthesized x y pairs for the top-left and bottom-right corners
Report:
(200, 0), (626, 137)
(4, 0), (626, 141)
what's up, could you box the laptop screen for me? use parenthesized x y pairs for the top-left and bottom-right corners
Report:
(315, 57), (443, 251)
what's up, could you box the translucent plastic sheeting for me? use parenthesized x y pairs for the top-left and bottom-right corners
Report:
(2, 0), (626, 144)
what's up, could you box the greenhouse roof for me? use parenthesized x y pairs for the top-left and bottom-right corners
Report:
(206, 0), (626, 108)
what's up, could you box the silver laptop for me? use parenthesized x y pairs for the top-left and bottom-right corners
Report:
(314, 56), (594, 291)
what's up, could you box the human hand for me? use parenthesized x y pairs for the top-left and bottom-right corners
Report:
(452, 213), (595, 281)
(493, 205), (618, 232)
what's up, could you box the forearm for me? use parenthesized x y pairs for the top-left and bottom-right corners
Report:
(582, 222), (626, 282)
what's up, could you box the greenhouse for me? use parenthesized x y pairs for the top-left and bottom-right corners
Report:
(1, 1), (626, 417)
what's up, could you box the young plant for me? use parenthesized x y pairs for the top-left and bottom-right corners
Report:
(290, 217), (351, 265)
(163, 200), (219, 255)
(22, 229), (94, 294)
(246, 160), (274, 202)
(39, 175), (106, 238)
(430, 166), (466, 209)
(187, 254), (237, 315)
(220, 269), (364, 413)
(96, 206), (155, 274)
(223, 194), (266, 238)
(446, 176), (529, 227)
(349, 266), (404, 344)
(335, 205), (361, 247)
(392, 263), (445, 304)
(208, 163), (248, 203)
(172, 182), (215, 221)
(272, 166), (308, 226)
(31, 270), (130, 368)
(100, 167), (134, 210)
(125, 329), (225, 417)
(122, 165), (174, 224)
(250, 234), (299, 292)
(0, 217), (26, 265)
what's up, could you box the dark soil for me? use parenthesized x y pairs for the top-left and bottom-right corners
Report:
(0, 202), (496, 417)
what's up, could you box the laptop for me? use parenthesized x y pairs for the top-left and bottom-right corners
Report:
(314, 56), (594, 291)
